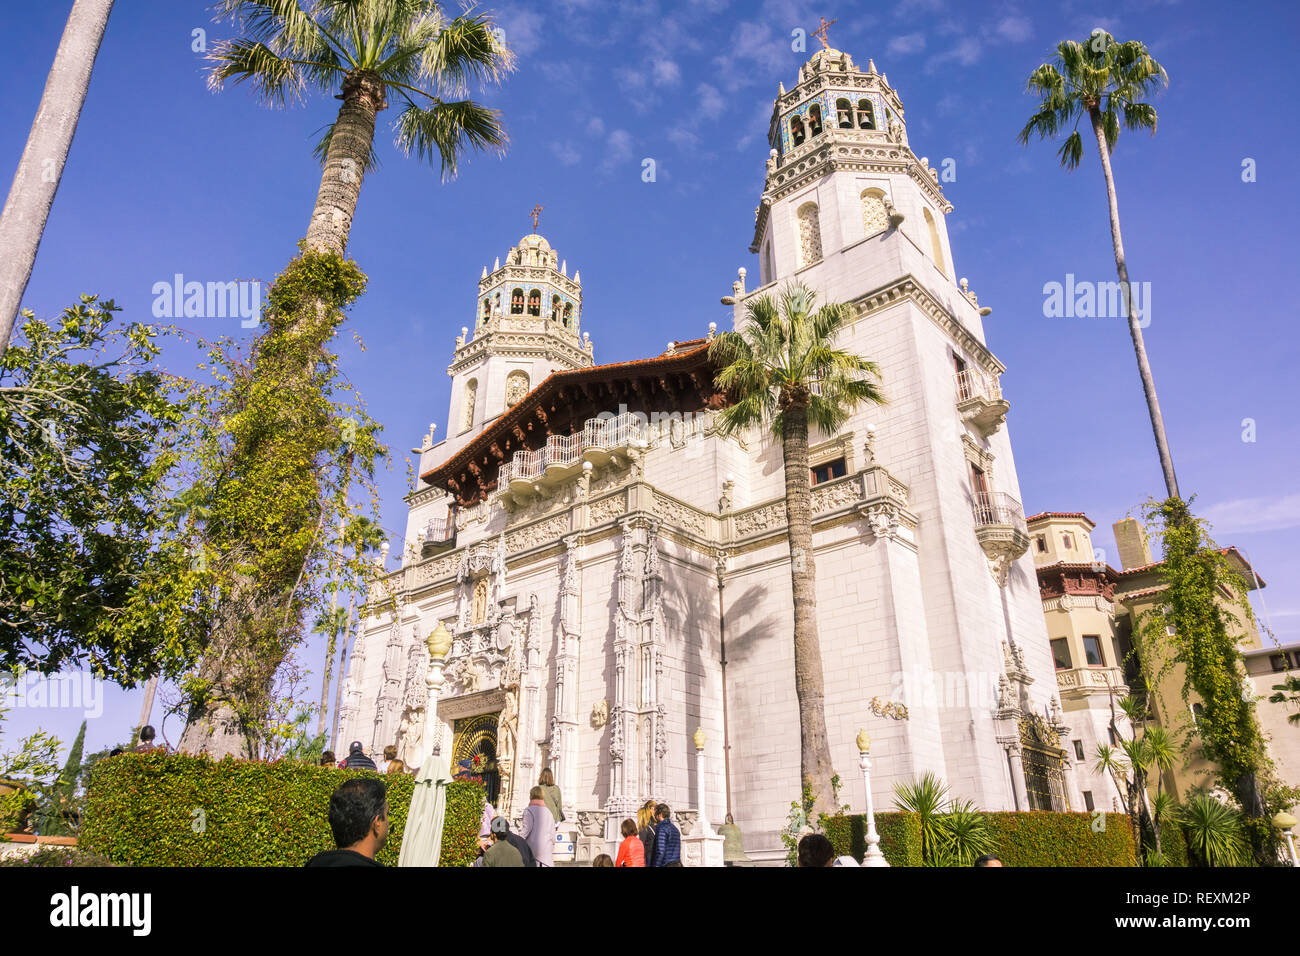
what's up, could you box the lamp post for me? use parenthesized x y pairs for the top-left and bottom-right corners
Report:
(693, 726), (715, 836)
(423, 621), (452, 763)
(857, 728), (889, 867)
(1273, 811), (1299, 867)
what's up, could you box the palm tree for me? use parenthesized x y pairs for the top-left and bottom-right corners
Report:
(1018, 31), (1178, 500)
(0, 0), (116, 354)
(179, 1), (511, 758)
(313, 603), (349, 738)
(1181, 792), (1249, 867)
(710, 283), (885, 815)
(209, 0), (513, 258)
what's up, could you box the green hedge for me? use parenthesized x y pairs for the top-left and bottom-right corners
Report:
(826, 811), (1135, 866)
(1158, 819), (1189, 867)
(81, 751), (483, 867)
(983, 812), (1135, 867)
(823, 812), (924, 867)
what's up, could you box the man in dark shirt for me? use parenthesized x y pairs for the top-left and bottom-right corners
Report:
(305, 778), (389, 867)
(342, 740), (378, 771)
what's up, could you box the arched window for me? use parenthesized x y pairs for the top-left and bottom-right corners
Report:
(808, 104), (823, 136)
(551, 295), (562, 322)
(861, 188), (888, 237)
(527, 289), (541, 316)
(836, 98), (853, 128)
(462, 378), (477, 432)
(493, 292), (501, 315)
(563, 302), (573, 328)
(923, 207), (946, 276)
(791, 115), (806, 147)
(482, 298), (491, 320)
(510, 288), (524, 314)
(857, 98), (876, 130)
(505, 369), (530, 407)
(796, 201), (822, 268)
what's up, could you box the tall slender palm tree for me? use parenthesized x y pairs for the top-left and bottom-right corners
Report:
(710, 283), (885, 816)
(313, 602), (349, 737)
(209, 0), (514, 258)
(179, 1), (512, 758)
(1018, 31), (1177, 500)
(0, 0), (116, 354)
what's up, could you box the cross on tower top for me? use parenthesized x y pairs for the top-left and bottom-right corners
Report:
(812, 16), (837, 51)
(530, 204), (544, 232)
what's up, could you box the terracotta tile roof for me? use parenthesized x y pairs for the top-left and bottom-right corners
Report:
(1116, 547), (1264, 587)
(1026, 511), (1093, 526)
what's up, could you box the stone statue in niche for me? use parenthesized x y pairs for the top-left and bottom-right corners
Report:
(590, 699), (609, 728)
(472, 576), (489, 625)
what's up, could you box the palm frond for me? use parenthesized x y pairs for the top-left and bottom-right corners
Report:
(392, 98), (508, 180)
(208, 38), (310, 105)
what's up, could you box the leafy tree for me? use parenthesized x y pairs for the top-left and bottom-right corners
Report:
(0, 298), (196, 682)
(39, 719), (86, 836)
(0, 700), (60, 833)
(1018, 31), (1178, 499)
(710, 283), (884, 816)
(0, 0), (116, 353)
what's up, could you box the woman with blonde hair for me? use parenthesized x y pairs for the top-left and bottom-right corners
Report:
(538, 767), (563, 828)
(387, 758), (407, 774)
(637, 799), (657, 863)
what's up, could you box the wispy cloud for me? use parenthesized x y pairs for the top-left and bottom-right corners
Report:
(888, 33), (926, 56)
(601, 129), (635, 171)
(550, 141), (582, 166)
(1199, 493), (1300, 535)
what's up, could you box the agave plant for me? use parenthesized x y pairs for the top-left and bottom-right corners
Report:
(1180, 793), (1248, 867)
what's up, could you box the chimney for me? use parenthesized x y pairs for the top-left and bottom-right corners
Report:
(1112, 518), (1153, 569)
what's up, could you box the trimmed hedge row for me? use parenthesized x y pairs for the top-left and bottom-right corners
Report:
(983, 812), (1135, 867)
(81, 751), (483, 867)
(823, 812), (924, 867)
(826, 811), (1136, 866)
(1157, 819), (1189, 868)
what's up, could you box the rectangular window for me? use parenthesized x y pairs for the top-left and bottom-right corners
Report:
(811, 457), (847, 486)
(1270, 654), (1289, 673)
(1083, 635), (1104, 666)
(1035, 535), (1047, 553)
(1051, 638), (1072, 671)
(1073, 739), (1085, 762)
(1062, 532), (1074, 551)
(1083, 790), (1095, 812)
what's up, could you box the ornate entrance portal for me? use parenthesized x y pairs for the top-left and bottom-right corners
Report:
(453, 713), (501, 805)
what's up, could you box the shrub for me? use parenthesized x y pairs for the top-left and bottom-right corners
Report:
(1180, 793), (1249, 867)
(0, 846), (115, 867)
(983, 812), (1135, 867)
(1159, 818), (1189, 867)
(822, 812), (924, 867)
(81, 751), (482, 866)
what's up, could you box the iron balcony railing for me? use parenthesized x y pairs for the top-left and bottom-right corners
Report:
(971, 491), (1026, 531)
(421, 517), (454, 544)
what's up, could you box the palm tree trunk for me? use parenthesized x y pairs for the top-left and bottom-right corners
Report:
(303, 71), (386, 256)
(0, 0), (115, 354)
(330, 591), (355, 754)
(316, 597), (340, 740)
(1088, 107), (1180, 501)
(780, 399), (836, 816)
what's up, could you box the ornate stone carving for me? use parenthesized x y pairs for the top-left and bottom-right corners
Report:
(504, 369), (530, 407)
(590, 699), (609, 728)
(654, 703), (667, 758)
(507, 513), (570, 555)
(588, 493), (625, 525)
(811, 477), (860, 513)
(861, 191), (889, 236)
(865, 503), (900, 539)
(609, 704), (624, 760)
(676, 810), (698, 837)
(734, 502), (784, 535)
(652, 493), (706, 535)
(576, 810), (606, 837)
(869, 695), (909, 720)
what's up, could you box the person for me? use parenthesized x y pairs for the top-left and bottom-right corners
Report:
(134, 725), (160, 752)
(615, 818), (644, 867)
(319, 751), (336, 767)
(592, 854), (614, 867)
(108, 748), (124, 758)
(342, 740), (377, 771)
(377, 744), (397, 774)
(520, 785), (556, 866)
(481, 815), (525, 867)
(797, 833), (835, 867)
(387, 758), (407, 775)
(833, 855), (860, 867)
(637, 799), (658, 864)
(649, 804), (680, 867)
(538, 767), (564, 830)
(304, 778), (388, 867)
(974, 853), (1003, 867)
(478, 800), (496, 843)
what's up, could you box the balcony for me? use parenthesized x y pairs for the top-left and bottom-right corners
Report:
(972, 491), (1030, 572)
(956, 368), (1009, 437)
(1055, 665), (1129, 701)
(419, 517), (455, 553)
(498, 412), (652, 503)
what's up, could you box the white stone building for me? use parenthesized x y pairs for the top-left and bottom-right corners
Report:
(338, 45), (1074, 863)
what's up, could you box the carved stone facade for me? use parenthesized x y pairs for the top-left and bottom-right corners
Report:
(343, 42), (1057, 865)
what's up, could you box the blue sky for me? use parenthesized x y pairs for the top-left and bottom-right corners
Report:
(3, 0), (1297, 760)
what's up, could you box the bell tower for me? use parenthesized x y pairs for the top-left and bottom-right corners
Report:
(445, 226), (594, 447)
(749, 44), (956, 296)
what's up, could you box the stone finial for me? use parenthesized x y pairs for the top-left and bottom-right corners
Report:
(560, 259), (567, 275)
(494, 256), (500, 271)
(778, 80), (786, 95)
(693, 726), (706, 750)
(426, 621), (452, 660)
(481, 265), (488, 279)
(868, 58), (877, 73)
(707, 321), (717, 341)
(856, 728), (871, 754)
